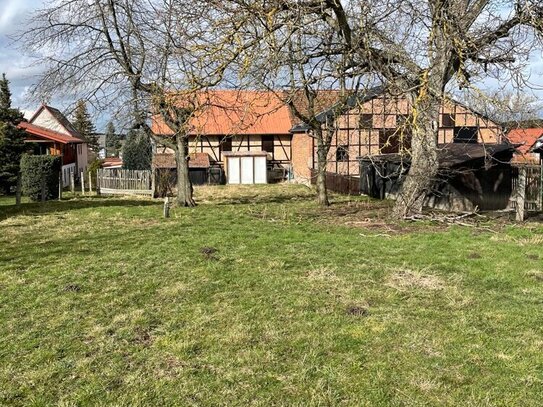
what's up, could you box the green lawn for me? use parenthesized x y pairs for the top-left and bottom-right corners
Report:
(1, 185), (543, 406)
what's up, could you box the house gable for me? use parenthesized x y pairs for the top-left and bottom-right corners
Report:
(29, 105), (82, 138)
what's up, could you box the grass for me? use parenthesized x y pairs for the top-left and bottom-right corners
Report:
(1, 184), (543, 406)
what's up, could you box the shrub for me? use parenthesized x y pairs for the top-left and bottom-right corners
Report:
(20, 155), (62, 201)
(87, 158), (103, 188)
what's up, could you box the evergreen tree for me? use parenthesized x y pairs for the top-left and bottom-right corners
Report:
(105, 121), (122, 155)
(0, 74), (26, 195)
(122, 128), (152, 170)
(72, 99), (99, 151)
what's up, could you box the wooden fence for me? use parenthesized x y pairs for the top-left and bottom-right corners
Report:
(310, 170), (360, 195)
(97, 168), (153, 197)
(510, 164), (542, 215)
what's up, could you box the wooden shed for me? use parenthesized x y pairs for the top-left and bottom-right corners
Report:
(223, 151), (268, 184)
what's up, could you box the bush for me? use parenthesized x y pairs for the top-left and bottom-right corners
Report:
(20, 155), (62, 201)
(87, 158), (103, 188)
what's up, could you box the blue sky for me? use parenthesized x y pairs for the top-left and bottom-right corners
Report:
(1, 0), (543, 122)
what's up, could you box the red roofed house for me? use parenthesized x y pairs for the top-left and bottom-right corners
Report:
(506, 128), (543, 163)
(18, 105), (89, 186)
(151, 90), (295, 184)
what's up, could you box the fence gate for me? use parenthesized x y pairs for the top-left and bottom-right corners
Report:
(510, 164), (542, 214)
(97, 168), (153, 197)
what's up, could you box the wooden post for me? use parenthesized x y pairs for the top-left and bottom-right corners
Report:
(163, 196), (170, 218)
(81, 172), (85, 196)
(41, 174), (46, 203)
(96, 169), (101, 196)
(15, 172), (21, 206)
(70, 171), (75, 194)
(151, 168), (156, 198)
(88, 171), (92, 194)
(58, 170), (63, 201)
(516, 166), (527, 222)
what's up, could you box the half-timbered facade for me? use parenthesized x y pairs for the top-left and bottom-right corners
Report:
(290, 88), (505, 180)
(152, 90), (294, 176)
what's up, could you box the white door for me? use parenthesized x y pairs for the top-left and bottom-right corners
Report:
(254, 156), (267, 184)
(241, 157), (254, 184)
(228, 157), (241, 184)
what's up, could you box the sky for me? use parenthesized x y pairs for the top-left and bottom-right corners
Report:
(0, 0), (45, 117)
(1, 0), (543, 125)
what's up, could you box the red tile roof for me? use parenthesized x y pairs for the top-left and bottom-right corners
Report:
(506, 128), (543, 154)
(152, 90), (296, 136)
(18, 122), (85, 144)
(153, 152), (211, 169)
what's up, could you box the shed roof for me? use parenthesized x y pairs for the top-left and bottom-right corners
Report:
(18, 122), (85, 144)
(358, 143), (515, 168)
(222, 151), (269, 157)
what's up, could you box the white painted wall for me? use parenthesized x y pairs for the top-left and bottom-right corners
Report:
(31, 109), (69, 135)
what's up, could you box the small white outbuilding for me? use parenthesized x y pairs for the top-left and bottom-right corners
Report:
(223, 151), (268, 184)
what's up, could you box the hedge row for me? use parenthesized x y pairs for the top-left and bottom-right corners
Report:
(20, 155), (61, 201)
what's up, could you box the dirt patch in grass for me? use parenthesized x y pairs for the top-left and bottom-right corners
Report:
(386, 268), (446, 291)
(526, 270), (543, 282)
(527, 254), (540, 260)
(345, 305), (369, 317)
(200, 247), (218, 260)
(63, 283), (81, 292)
(467, 252), (482, 259)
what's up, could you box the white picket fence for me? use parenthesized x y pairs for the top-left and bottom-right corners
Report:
(97, 168), (153, 196)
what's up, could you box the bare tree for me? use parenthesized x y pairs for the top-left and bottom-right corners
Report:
(346, 0), (543, 217)
(208, 0), (372, 206)
(463, 88), (542, 128)
(19, 0), (227, 206)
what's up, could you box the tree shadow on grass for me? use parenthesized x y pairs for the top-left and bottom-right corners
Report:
(0, 196), (161, 222)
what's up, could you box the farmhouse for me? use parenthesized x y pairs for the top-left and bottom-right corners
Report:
(18, 105), (89, 186)
(290, 87), (506, 180)
(151, 90), (295, 184)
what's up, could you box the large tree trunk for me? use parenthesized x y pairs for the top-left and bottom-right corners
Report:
(392, 94), (440, 218)
(175, 135), (196, 207)
(315, 129), (330, 206)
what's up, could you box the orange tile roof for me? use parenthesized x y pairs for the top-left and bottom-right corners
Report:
(506, 128), (543, 154)
(18, 122), (85, 144)
(152, 90), (296, 136)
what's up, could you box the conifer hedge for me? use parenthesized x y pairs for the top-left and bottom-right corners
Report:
(20, 155), (61, 201)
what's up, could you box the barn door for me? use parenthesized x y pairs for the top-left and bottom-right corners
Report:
(228, 157), (241, 184)
(241, 156), (254, 184)
(254, 156), (267, 184)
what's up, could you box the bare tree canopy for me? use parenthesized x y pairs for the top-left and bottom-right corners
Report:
(19, 0), (232, 206)
(463, 88), (542, 128)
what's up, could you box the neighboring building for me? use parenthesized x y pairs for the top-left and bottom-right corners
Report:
(151, 88), (509, 188)
(290, 87), (505, 180)
(359, 143), (516, 211)
(506, 128), (543, 163)
(18, 105), (89, 186)
(152, 90), (295, 181)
